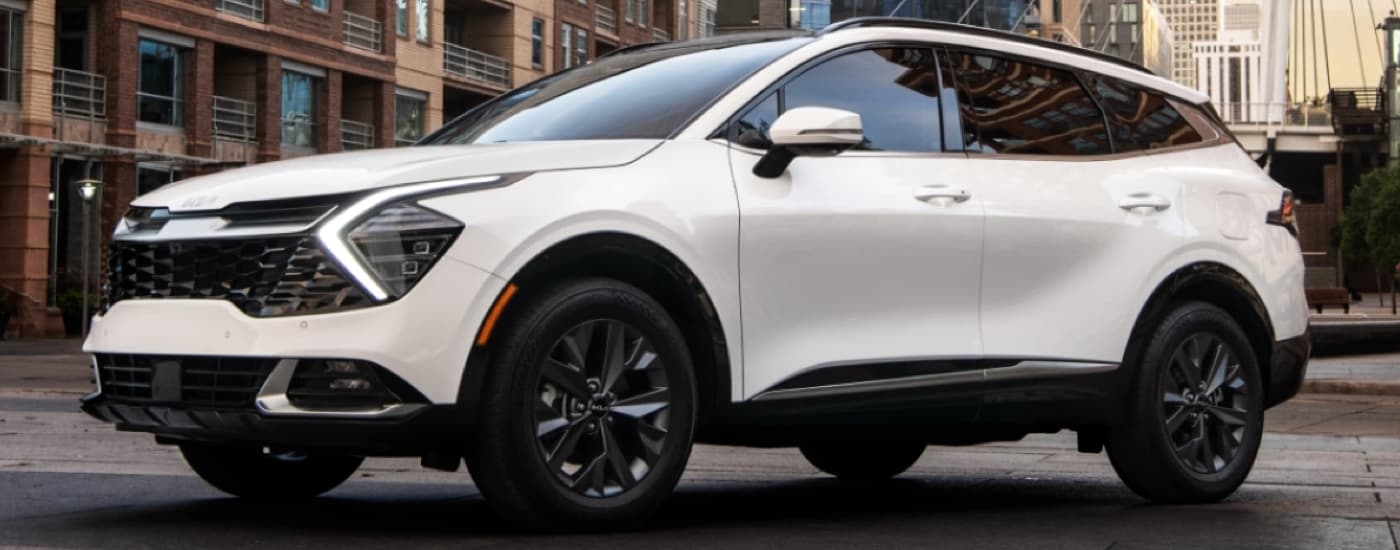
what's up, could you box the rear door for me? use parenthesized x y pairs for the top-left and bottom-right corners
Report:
(940, 48), (1202, 368)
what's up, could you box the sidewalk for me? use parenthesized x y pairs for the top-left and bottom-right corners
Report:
(2, 336), (1398, 397)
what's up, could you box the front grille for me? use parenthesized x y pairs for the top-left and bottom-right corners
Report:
(105, 236), (370, 317)
(96, 354), (278, 408)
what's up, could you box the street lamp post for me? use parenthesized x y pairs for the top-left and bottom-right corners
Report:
(76, 179), (101, 339)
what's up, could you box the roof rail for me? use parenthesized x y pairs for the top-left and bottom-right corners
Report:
(818, 17), (1153, 75)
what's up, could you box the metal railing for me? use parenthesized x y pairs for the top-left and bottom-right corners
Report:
(52, 68), (105, 119)
(213, 96), (257, 142)
(341, 119), (374, 150)
(652, 27), (669, 41)
(343, 11), (383, 53)
(597, 5), (617, 34)
(443, 43), (512, 89)
(1327, 87), (1384, 135)
(1212, 102), (1332, 131)
(216, 0), (265, 21)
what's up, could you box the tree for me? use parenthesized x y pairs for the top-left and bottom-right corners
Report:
(1341, 165), (1400, 312)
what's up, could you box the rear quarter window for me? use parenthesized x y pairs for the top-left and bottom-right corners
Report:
(1088, 75), (1203, 151)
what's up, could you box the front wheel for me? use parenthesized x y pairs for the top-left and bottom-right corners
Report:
(468, 278), (697, 531)
(1107, 301), (1264, 503)
(179, 443), (363, 499)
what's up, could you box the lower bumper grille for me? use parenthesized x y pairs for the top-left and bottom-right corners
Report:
(96, 354), (278, 409)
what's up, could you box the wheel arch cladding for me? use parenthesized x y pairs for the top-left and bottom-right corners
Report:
(462, 232), (732, 429)
(1124, 262), (1276, 404)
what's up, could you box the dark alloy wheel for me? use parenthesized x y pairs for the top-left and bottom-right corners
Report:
(179, 443), (363, 500)
(799, 439), (925, 481)
(1107, 301), (1263, 504)
(1161, 333), (1251, 475)
(468, 278), (697, 531)
(535, 319), (674, 498)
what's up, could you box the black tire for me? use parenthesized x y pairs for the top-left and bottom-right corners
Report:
(799, 439), (925, 481)
(179, 443), (363, 499)
(1107, 301), (1264, 504)
(467, 278), (697, 532)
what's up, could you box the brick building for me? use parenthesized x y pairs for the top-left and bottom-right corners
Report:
(0, 0), (706, 338)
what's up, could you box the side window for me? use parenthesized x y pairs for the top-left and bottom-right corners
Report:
(1090, 75), (1203, 150)
(730, 47), (944, 153)
(944, 50), (1111, 156)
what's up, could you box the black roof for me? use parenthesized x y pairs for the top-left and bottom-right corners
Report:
(819, 17), (1153, 75)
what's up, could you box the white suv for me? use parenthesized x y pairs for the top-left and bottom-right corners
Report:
(83, 18), (1310, 530)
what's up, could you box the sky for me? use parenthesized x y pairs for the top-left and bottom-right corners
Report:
(1289, 0), (1393, 102)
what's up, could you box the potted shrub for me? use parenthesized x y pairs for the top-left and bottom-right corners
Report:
(56, 290), (91, 336)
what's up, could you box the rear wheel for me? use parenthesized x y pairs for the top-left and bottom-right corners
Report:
(179, 443), (362, 499)
(468, 278), (697, 531)
(1107, 301), (1263, 503)
(799, 439), (925, 481)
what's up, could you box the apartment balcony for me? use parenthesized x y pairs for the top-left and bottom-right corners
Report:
(213, 96), (256, 142)
(216, 0), (265, 22)
(652, 28), (669, 42)
(212, 95), (258, 163)
(443, 43), (511, 89)
(52, 68), (107, 144)
(343, 11), (383, 53)
(1328, 87), (1385, 136)
(341, 119), (375, 150)
(597, 5), (618, 35)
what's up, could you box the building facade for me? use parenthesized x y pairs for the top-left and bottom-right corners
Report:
(0, 0), (705, 338)
(1192, 0), (1261, 122)
(1078, 0), (1172, 76)
(1156, 0), (1218, 89)
(716, 0), (1034, 34)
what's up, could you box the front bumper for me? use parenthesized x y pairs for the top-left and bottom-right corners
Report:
(1265, 330), (1311, 408)
(83, 256), (506, 405)
(80, 392), (467, 454)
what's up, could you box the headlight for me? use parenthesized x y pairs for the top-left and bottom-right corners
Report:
(345, 202), (463, 298)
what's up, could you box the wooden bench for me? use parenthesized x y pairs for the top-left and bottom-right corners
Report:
(1305, 288), (1351, 314)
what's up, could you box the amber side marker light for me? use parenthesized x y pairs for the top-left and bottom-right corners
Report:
(476, 283), (520, 346)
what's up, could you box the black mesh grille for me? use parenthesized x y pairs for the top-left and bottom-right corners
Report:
(95, 354), (279, 408)
(105, 236), (370, 317)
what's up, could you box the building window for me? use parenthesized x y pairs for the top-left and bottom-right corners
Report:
(0, 7), (20, 103)
(638, 0), (647, 26)
(1051, 0), (1061, 23)
(396, 0), (408, 36)
(395, 89), (426, 146)
(625, 0), (634, 23)
(531, 18), (544, 67)
(311, 0), (327, 10)
(415, 0), (429, 42)
(700, 1), (715, 37)
(136, 165), (184, 196)
(678, 0), (688, 40)
(575, 28), (588, 65)
(281, 70), (319, 148)
(137, 39), (183, 126)
(560, 23), (573, 68)
(797, 0), (829, 30)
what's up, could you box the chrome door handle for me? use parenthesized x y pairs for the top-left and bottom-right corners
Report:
(1118, 193), (1171, 212)
(914, 185), (971, 203)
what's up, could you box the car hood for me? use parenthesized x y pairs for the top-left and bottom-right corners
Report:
(134, 140), (662, 212)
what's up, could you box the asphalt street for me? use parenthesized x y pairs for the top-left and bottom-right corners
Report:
(0, 387), (1398, 549)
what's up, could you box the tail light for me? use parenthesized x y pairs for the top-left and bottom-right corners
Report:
(1266, 189), (1298, 236)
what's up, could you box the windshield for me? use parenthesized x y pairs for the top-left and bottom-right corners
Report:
(420, 34), (812, 145)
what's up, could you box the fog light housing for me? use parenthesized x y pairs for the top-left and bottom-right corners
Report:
(345, 202), (463, 298)
(285, 359), (422, 411)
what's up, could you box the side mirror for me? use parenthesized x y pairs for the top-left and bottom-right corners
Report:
(753, 107), (864, 179)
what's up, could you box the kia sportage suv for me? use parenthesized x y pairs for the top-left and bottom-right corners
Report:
(82, 18), (1311, 530)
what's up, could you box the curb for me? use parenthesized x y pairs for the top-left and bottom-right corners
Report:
(1300, 379), (1400, 397)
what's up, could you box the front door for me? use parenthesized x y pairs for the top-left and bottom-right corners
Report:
(724, 46), (986, 401)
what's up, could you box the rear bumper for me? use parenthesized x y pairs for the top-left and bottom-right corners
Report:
(80, 392), (467, 455)
(1265, 330), (1311, 409)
